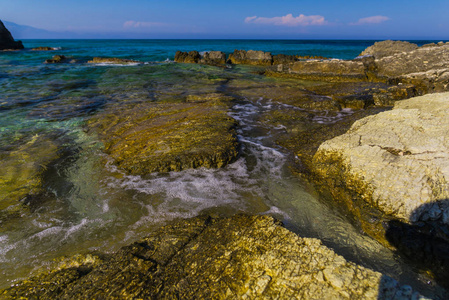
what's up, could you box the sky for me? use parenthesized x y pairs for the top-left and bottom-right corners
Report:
(1, 0), (449, 39)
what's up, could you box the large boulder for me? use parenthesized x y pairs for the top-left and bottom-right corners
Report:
(0, 20), (24, 50)
(312, 92), (449, 241)
(359, 40), (419, 59)
(0, 215), (424, 299)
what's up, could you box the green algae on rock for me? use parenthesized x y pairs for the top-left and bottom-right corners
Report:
(87, 57), (142, 65)
(0, 215), (425, 300)
(88, 99), (239, 175)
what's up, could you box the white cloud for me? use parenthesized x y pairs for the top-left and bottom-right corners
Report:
(123, 21), (167, 29)
(245, 14), (327, 26)
(350, 16), (390, 25)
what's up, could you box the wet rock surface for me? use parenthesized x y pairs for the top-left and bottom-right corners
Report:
(87, 97), (239, 175)
(0, 20), (23, 50)
(31, 46), (57, 51)
(44, 55), (70, 64)
(0, 215), (425, 300)
(87, 57), (142, 65)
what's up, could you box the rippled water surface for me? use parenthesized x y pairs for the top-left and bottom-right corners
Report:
(0, 40), (447, 297)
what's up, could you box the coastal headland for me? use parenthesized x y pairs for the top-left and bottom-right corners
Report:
(1, 26), (449, 299)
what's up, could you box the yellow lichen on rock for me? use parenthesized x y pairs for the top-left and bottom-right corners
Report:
(88, 98), (239, 175)
(0, 215), (423, 299)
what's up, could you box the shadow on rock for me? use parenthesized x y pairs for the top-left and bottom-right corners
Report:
(385, 199), (449, 290)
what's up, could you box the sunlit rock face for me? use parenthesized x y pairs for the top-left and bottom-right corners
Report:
(0, 20), (24, 50)
(313, 92), (449, 243)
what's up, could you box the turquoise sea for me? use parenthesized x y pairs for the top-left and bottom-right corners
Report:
(1, 39), (447, 297)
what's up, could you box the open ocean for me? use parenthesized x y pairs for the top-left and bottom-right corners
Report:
(1, 39), (447, 296)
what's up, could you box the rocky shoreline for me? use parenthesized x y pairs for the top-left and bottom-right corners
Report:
(1, 19), (449, 298)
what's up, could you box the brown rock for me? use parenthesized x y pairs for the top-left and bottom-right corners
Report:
(228, 50), (273, 65)
(87, 57), (141, 65)
(286, 59), (367, 82)
(174, 51), (201, 63)
(31, 47), (56, 51)
(200, 51), (227, 65)
(45, 55), (68, 64)
(359, 40), (419, 59)
(272, 54), (296, 65)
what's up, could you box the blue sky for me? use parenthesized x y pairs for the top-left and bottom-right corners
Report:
(1, 0), (449, 39)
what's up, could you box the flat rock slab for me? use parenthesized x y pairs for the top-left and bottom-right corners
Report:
(0, 215), (423, 299)
(313, 92), (449, 225)
(88, 100), (239, 174)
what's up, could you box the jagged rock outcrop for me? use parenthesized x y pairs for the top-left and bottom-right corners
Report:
(174, 51), (226, 65)
(359, 40), (419, 59)
(174, 50), (201, 63)
(200, 51), (226, 65)
(312, 92), (449, 244)
(87, 98), (239, 175)
(0, 215), (425, 299)
(0, 20), (24, 50)
(228, 49), (273, 66)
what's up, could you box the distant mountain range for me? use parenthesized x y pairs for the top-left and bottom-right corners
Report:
(3, 21), (72, 39)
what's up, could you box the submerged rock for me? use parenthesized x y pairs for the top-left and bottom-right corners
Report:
(88, 99), (239, 174)
(87, 57), (142, 65)
(0, 215), (425, 299)
(312, 92), (449, 244)
(0, 135), (58, 216)
(31, 46), (57, 51)
(44, 55), (69, 63)
(0, 20), (24, 50)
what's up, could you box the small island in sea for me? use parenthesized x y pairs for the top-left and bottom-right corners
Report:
(1, 19), (449, 299)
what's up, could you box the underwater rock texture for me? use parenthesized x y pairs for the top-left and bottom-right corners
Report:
(0, 135), (58, 213)
(312, 92), (449, 239)
(0, 20), (23, 50)
(87, 57), (142, 65)
(0, 215), (424, 299)
(88, 99), (239, 175)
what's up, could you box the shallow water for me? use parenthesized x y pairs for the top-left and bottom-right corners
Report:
(0, 40), (447, 297)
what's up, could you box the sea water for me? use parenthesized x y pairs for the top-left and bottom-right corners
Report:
(0, 39), (447, 297)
